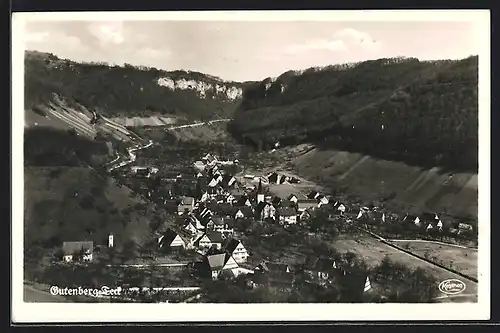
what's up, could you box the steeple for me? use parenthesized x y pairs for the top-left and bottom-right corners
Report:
(256, 179), (264, 204)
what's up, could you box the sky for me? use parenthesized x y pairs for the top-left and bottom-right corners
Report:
(23, 19), (481, 82)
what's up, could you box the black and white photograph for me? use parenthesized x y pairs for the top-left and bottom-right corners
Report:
(11, 10), (490, 322)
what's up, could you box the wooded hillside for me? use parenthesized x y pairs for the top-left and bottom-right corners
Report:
(229, 56), (478, 172)
(25, 51), (253, 120)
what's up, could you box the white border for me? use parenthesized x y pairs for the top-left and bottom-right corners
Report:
(12, 10), (491, 323)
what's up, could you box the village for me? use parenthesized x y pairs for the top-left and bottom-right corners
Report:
(56, 144), (478, 302)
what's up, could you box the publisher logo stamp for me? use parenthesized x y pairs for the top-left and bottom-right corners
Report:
(438, 279), (466, 295)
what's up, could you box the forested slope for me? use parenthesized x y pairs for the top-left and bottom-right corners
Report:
(230, 56), (478, 172)
(25, 50), (253, 121)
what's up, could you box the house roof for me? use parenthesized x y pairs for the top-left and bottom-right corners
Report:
(257, 261), (291, 273)
(159, 228), (179, 246)
(62, 241), (94, 255)
(307, 191), (319, 199)
(205, 253), (233, 271)
(301, 208), (314, 216)
(287, 194), (298, 199)
(297, 199), (318, 209)
(281, 200), (296, 208)
(235, 206), (253, 217)
(278, 207), (297, 217)
(205, 231), (225, 243)
(225, 239), (244, 254)
(304, 257), (338, 272)
(235, 196), (250, 206)
(404, 214), (419, 221)
(256, 201), (269, 212)
(180, 197), (195, 205)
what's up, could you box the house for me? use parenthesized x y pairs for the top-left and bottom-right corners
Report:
(267, 172), (280, 184)
(207, 216), (234, 234)
(303, 257), (339, 283)
(252, 270), (295, 291)
(303, 260), (373, 301)
(222, 174), (237, 188)
(177, 196), (195, 215)
(183, 220), (198, 235)
(235, 196), (252, 207)
(356, 207), (370, 220)
(186, 214), (205, 230)
(158, 229), (186, 251)
(271, 196), (282, 206)
(193, 160), (205, 172)
(197, 207), (213, 223)
(287, 194), (299, 204)
(224, 239), (249, 263)
(458, 222), (474, 232)
(403, 214), (421, 226)
(194, 231), (225, 250)
(372, 211), (386, 223)
(255, 261), (292, 273)
(277, 207), (298, 225)
(202, 253), (240, 280)
(337, 203), (347, 215)
(318, 195), (330, 206)
(437, 220), (443, 231)
(62, 241), (94, 262)
(258, 202), (276, 220)
(299, 208), (314, 222)
(208, 174), (223, 188)
(200, 191), (210, 203)
(307, 191), (321, 200)
(297, 199), (318, 212)
(178, 230), (197, 250)
(202, 153), (217, 164)
(234, 206), (254, 219)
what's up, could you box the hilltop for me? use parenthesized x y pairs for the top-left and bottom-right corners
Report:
(229, 56), (478, 173)
(25, 50), (254, 123)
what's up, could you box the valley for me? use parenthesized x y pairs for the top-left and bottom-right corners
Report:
(22, 51), (479, 304)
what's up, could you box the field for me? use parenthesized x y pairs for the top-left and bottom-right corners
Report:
(280, 147), (478, 218)
(388, 240), (478, 279)
(334, 235), (478, 302)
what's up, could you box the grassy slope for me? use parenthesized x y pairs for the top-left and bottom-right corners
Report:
(230, 56), (478, 219)
(291, 148), (477, 218)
